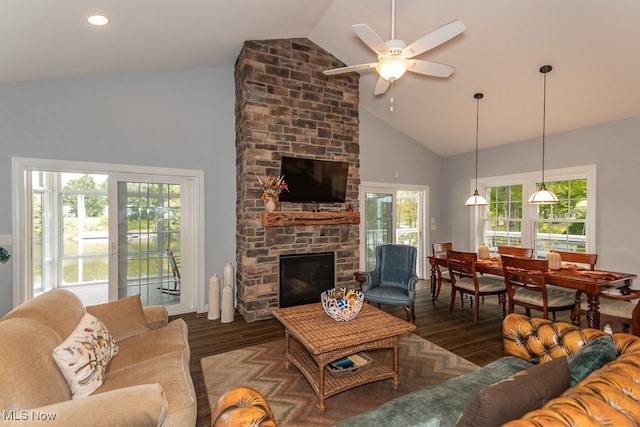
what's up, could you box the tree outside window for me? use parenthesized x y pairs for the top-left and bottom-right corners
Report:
(535, 178), (587, 253)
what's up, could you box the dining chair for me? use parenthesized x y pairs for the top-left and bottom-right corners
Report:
(497, 245), (534, 259)
(431, 242), (453, 302)
(553, 250), (598, 270)
(361, 244), (418, 321)
(446, 249), (506, 323)
(579, 289), (640, 336)
(501, 255), (576, 320)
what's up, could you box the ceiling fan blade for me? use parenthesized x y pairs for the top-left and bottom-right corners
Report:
(401, 19), (466, 58)
(352, 23), (389, 55)
(323, 63), (377, 76)
(374, 77), (390, 95)
(408, 59), (456, 78)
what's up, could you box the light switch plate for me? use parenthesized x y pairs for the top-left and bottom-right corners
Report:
(0, 234), (12, 246)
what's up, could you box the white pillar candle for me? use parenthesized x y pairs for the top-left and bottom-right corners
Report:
(223, 262), (236, 307)
(207, 274), (220, 320)
(221, 283), (234, 323)
(223, 262), (233, 286)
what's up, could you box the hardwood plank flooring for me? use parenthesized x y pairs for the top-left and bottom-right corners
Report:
(173, 280), (576, 427)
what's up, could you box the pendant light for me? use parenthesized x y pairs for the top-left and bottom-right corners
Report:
(528, 65), (559, 204)
(465, 93), (488, 207)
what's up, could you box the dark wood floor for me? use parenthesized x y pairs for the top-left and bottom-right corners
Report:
(174, 280), (575, 427)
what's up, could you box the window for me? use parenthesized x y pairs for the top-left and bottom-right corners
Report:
(485, 184), (523, 248)
(359, 184), (428, 277)
(12, 157), (204, 315)
(535, 178), (588, 255)
(474, 165), (596, 258)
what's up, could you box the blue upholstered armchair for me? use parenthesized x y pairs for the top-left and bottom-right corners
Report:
(361, 244), (418, 321)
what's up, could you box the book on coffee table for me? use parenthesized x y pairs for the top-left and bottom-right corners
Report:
(327, 353), (371, 374)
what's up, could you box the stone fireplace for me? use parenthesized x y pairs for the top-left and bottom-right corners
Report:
(234, 38), (361, 321)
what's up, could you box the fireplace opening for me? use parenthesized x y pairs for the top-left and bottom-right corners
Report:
(279, 252), (335, 308)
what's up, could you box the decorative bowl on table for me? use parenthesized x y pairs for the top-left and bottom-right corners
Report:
(321, 288), (364, 322)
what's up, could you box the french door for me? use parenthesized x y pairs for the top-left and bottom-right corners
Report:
(13, 157), (203, 315)
(108, 174), (193, 313)
(359, 184), (428, 277)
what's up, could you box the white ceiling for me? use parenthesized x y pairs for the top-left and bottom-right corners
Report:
(3, 0), (639, 157)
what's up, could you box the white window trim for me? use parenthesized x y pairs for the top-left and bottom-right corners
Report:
(469, 164), (596, 253)
(11, 157), (205, 314)
(359, 181), (430, 278)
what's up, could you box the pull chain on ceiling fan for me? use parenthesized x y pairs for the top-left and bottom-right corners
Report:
(323, 0), (465, 95)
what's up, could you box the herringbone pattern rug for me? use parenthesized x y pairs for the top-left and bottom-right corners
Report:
(202, 333), (478, 426)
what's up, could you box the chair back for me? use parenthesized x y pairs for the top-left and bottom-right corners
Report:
(432, 242), (452, 257)
(501, 255), (548, 292)
(553, 250), (597, 270)
(498, 245), (534, 259)
(446, 249), (478, 282)
(376, 244), (417, 288)
(501, 255), (551, 314)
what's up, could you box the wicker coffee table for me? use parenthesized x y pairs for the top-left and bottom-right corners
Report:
(272, 303), (416, 414)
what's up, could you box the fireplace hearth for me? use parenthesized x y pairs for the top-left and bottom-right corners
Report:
(280, 252), (335, 308)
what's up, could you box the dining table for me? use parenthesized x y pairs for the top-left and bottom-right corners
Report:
(428, 254), (637, 329)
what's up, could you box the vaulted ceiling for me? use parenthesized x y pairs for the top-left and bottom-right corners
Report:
(3, 0), (639, 157)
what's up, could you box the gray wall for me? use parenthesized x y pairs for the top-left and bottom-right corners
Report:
(0, 67), (444, 316)
(0, 67), (237, 316)
(359, 109), (445, 244)
(2, 64), (636, 316)
(442, 116), (640, 276)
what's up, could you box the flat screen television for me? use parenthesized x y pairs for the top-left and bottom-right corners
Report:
(279, 156), (349, 203)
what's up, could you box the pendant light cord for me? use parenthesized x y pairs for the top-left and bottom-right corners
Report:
(539, 64), (552, 187)
(474, 93), (483, 191)
(541, 69), (547, 185)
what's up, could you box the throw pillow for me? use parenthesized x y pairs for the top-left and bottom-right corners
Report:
(567, 335), (618, 387)
(52, 313), (119, 399)
(456, 356), (569, 427)
(86, 294), (150, 342)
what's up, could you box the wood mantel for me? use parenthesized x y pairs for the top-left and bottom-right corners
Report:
(261, 211), (360, 227)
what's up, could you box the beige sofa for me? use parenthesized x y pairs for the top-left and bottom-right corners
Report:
(0, 289), (196, 426)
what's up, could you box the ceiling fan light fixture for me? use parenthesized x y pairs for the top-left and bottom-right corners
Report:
(375, 56), (409, 81)
(323, 0), (464, 95)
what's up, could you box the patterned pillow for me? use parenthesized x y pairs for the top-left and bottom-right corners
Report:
(52, 313), (119, 399)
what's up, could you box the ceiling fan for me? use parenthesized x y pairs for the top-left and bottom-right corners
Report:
(324, 0), (465, 95)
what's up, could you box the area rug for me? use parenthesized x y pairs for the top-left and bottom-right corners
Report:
(201, 333), (478, 426)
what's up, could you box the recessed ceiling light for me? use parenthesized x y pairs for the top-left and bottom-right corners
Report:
(88, 15), (110, 26)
